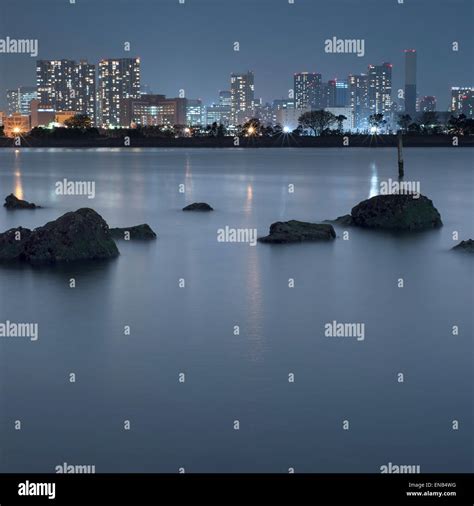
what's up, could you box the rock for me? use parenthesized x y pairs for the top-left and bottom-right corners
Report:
(258, 220), (336, 244)
(110, 224), (157, 240)
(4, 193), (41, 209)
(183, 202), (213, 211)
(328, 194), (442, 231)
(452, 239), (474, 253)
(0, 208), (119, 264)
(0, 227), (32, 261)
(327, 214), (354, 226)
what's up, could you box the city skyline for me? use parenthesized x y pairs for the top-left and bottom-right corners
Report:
(1, 53), (473, 135)
(0, 0), (472, 112)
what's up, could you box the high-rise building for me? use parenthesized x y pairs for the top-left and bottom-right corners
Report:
(6, 86), (37, 115)
(205, 104), (231, 126)
(294, 72), (322, 110)
(74, 61), (96, 124)
(323, 79), (336, 108)
(335, 80), (349, 107)
(186, 99), (203, 126)
(254, 101), (274, 126)
(451, 87), (474, 117)
(230, 71), (254, 124)
(36, 60), (96, 122)
(219, 90), (232, 107)
(404, 49), (417, 117)
(205, 91), (232, 126)
(368, 62), (392, 115)
(348, 74), (369, 130)
(419, 96), (437, 112)
(37, 59), (76, 111)
(98, 58), (141, 127)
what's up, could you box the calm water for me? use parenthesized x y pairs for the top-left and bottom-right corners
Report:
(0, 148), (472, 473)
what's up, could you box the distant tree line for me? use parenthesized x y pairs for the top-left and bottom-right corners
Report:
(2, 111), (473, 139)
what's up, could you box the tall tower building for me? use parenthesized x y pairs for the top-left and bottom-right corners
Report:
(36, 60), (96, 122)
(368, 62), (392, 115)
(98, 58), (141, 127)
(348, 74), (369, 129)
(36, 60), (76, 111)
(294, 72), (322, 110)
(74, 61), (96, 124)
(404, 49), (417, 117)
(230, 71), (254, 124)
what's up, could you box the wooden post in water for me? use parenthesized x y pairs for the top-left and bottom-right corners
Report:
(398, 132), (404, 179)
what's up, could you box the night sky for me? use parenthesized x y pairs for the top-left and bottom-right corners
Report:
(0, 0), (472, 111)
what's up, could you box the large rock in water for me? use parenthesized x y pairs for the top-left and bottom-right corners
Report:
(452, 239), (474, 253)
(258, 220), (336, 244)
(4, 193), (41, 209)
(333, 194), (442, 231)
(183, 202), (213, 211)
(0, 208), (119, 264)
(110, 224), (157, 240)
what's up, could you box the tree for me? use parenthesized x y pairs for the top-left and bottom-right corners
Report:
(407, 122), (421, 134)
(273, 124), (283, 136)
(397, 114), (411, 133)
(298, 110), (336, 136)
(208, 122), (218, 137)
(418, 112), (439, 134)
(369, 113), (386, 132)
(335, 115), (347, 133)
(217, 124), (226, 137)
(64, 114), (92, 129)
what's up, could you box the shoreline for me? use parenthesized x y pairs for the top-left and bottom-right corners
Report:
(0, 134), (472, 149)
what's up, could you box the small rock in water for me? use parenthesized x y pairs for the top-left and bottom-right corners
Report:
(183, 202), (213, 211)
(452, 239), (474, 253)
(328, 194), (442, 231)
(110, 224), (157, 240)
(4, 193), (41, 209)
(258, 220), (336, 244)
